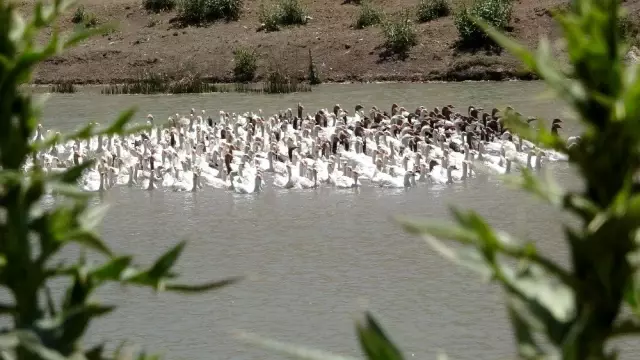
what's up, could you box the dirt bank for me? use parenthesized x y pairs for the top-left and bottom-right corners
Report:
(18, 0), (589, 84)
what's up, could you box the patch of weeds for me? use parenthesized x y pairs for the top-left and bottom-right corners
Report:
(308, 49), (321, 85)
(71, 5), (98, 28)
(416, 0), (450, 22)
(258, 0), (308, 32)
(233, 47), (259, 83)
(355, 0), (384, 29)
(178, 0), (243, 25)
(620, 15), (640, 47)
(454, 0), (512, 50)
(71, 6), (84, 23)
(49, 82), (76, 93)
(381, 10), (418, 59)
(144, 0), (176, 12)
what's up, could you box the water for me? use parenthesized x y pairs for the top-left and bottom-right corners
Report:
(37, 82), (627, 359)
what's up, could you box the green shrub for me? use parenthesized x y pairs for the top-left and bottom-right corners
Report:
(178, 0), (243, 24)
(144, 0), (176, 12)
(258, 0), (308, 31)
(381, 10), (418, 56)
(416, 0), (450, 22)
(279, 0), (306, 25)
(83, 12), (98, 27)
(619, 15), (640, 47)
(454, 0), (512, 48)
(355, 0), (384, 29)
(233, 47), (258, 82)
(71, 5), (98, 28)
(71, 5), (84, 23)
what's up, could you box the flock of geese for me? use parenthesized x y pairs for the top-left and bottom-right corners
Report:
(27, 103), (577, 194)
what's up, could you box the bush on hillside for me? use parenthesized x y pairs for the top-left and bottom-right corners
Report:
(178, 0), (243, 24)
(144, 0), (176, 12)
(233, 47), (259, 83)
(381, 10), (418, 58)
(71, 5), (98, 28)
(620, 15), (640, 47)
(454, 0), (512, 49)
(355, 0), (384, 29)
(416, 0), (450, 22)
(258, 0), (308, 32)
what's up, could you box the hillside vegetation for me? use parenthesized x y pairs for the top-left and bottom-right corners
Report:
(23, 0), (639, 84)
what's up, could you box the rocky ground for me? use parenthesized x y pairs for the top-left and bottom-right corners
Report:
(18, 0), (640, 84)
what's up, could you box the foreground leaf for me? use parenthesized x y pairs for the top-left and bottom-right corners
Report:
(236, 331), (357, 360)
(356, 312), (404, 360)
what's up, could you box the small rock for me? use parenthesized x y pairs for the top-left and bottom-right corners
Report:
(173, 32), (178, 36)
(344, 44), (351, 49)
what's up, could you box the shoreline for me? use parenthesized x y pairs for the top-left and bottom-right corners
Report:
(31, 69), (539, 88)
(21, 0), (558, 90)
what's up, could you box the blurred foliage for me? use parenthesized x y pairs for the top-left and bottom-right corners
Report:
(0, 1), (240, 359)
(242, 0), (640, 358)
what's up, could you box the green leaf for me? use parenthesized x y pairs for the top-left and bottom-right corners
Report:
(146, 241), (187, 280)
(78, 203), (110, 232)
(16, 331), (67, 360)
(48, 161), (95, 184)
(90, 256), (133, 283)
(66, 230), (113, 257)
(356, 312), (404, 360)
(236, 331), (356, 360)
(84, 343), (105, 360)
(506, 302), (545, 359)
(165, 276), (243, 293)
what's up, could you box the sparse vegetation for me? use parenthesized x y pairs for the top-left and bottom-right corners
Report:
(619, 15), (640, 47)
(143, 0), (176, 12)
(71, 5), (84, 23)
(454, 0), (512, 49)
(71, 5), (98, 28)
(233, 47), (259, 83)
(381, 10), (418, 57)
(100, 68), (310, 95)
(416, 0), (450, 22)
(307, 49), (321, 85)
(258, 0), (308, 32)
(101, 71), (216, 94)
(355, 0), (384, 29)
(264, 66), (308, 94)
(178, 0), (243, 25)
(49, 82), (76, 93)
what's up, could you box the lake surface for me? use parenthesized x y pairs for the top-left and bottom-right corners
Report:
(38, 82), (632, 359)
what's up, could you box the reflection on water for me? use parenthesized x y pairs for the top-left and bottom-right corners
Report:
(37, 82), (635, 360)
